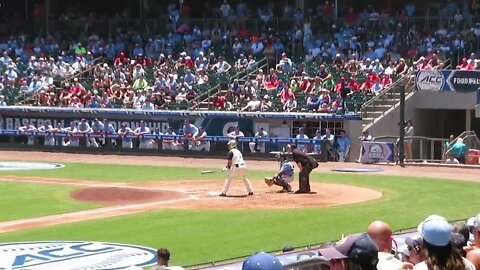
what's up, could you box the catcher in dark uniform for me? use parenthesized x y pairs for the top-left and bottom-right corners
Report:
(264, 153), (294, 192)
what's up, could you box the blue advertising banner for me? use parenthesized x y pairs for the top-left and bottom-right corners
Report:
(415, 70), (480, 92)
(0, 116), (253, 137)
(477, 87), (480, 105)
(360, 141), (395, 163)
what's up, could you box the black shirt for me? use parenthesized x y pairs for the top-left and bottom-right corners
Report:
(292, 149), (318, 168)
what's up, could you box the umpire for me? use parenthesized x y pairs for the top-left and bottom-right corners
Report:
(287, 144), (319, 193)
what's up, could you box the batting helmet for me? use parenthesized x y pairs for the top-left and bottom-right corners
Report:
(227, 140), (237, 149)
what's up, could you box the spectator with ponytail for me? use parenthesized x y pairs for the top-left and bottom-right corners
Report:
(414, 215), (475, 270)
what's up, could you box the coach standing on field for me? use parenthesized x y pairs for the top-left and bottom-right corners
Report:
(287, 144), (318, 193)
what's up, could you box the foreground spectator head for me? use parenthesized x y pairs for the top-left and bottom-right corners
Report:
(318, 233), (379, 270)
(157, 247), (170, 267)
(417, 214), (471, 269)
(402, 235), (423, 265)
(242, 252), (283, 270)
(367, 221), (393, 253)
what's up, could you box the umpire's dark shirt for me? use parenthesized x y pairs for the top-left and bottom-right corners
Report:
(292, 149), (310, 167)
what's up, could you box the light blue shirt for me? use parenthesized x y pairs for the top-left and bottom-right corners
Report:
(296, 134), (309, 150)
(280, 160), (294, 178)
(103, 124), (116, 134)
(78, 122), (92, 132)
(183, 124), (198, 136)
(91, 122), (104, 133)
(337, 136), (351, 152)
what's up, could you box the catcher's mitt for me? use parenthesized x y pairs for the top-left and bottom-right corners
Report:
(264, 177), (274, 187)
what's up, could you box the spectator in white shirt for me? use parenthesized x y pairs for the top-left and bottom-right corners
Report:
(212, 56), (231, 73)
(296, 127), (309, 153)
(141, 99), (155, 110)
(228, 126), (245, 140)
(241, 95), (261, 111)
(4, 65), (17, 86)
(276, 53), (293, 73)
(132, 64), (146, 80)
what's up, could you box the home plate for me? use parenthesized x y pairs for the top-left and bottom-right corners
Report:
(331, 168), (384, 173)
(208, 191), (221, 196)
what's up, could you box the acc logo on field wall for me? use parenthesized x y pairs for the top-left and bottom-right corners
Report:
(416, 70), (445, 91)
(0, 241), (157, 270)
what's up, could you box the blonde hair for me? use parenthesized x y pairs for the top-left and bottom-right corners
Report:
(457, 138), (463, 143)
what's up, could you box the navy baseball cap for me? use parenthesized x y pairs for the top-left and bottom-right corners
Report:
(403, 235), (422, 257)
(242, 252), (283, 270)
(318, 233), (378, 270)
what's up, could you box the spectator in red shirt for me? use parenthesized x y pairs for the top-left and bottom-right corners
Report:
(70, 78), (85, 97)
(265, 73), (279, 91)
(456, 58), (469, 70)
(462, 59), (475, 70)
(184, 56), (195, 68)
(344, 8), (357, 24)
(335, 77), (347, 93)
(381, 74), (393, 88)
(213, 96), (225, 110)
(278, 86), (296, 105)
(369, 71), (381, 84)
(114, 52), (129, 67)
(134, 54), (153, 67)
(359, 77), (373, 93)
(347, 77), (359, 92)
(300, 76), (312, 93)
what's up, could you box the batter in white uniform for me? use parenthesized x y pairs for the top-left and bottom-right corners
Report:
(220, 140), (254, 197)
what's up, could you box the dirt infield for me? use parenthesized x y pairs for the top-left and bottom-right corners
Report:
(0, 176), (381, 233)
(0, 150), (478, 233)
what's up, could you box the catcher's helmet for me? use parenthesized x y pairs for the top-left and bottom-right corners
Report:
(227, 140), (237, 149)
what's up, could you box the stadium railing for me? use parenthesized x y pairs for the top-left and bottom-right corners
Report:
(373, 135), (453, 163)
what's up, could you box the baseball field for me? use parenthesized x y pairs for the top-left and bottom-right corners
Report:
(0, 150), (479, 267)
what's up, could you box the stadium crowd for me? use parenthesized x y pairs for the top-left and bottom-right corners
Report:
(2, 0), (480, 112)
(132, 213), (480, 270)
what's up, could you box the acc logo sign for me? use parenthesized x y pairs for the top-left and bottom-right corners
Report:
(0, 241), (157, 270)
(416, 70), (445, 91)
(368, 143), (385, 160)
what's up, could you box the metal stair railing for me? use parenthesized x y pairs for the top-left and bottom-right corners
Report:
(444, 131), (480, 157)
(373, 135), (452, 163)
(361, 74), (414, 131)
(190, 57), (269, 110)
(360, 74), (412, 118)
